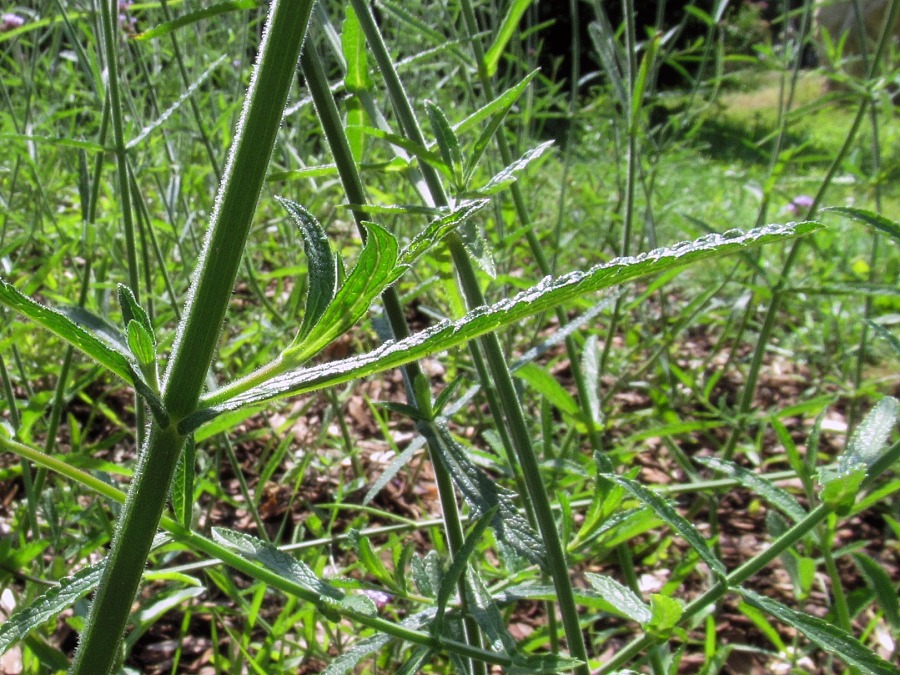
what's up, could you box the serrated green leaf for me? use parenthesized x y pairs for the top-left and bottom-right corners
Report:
(464, 565), (517, 654)
(127, 320), (156, 367)
(824, 206), (900, 242)
(473, 140), (554, 196)
(285, 221), (404, 364)
(509, 653), (585, 674)
(412, 551), (442, 598)
(117, 284), (153, 337)
(819, 397), (899, 513)
(463, 72), (538, 183)
(696, 457), (807, 523)
(340, 592), (377, 616)
(189, 223), (819, 429)
(433, 424), (547, 568)
(739, 588), (898, 675)
(604, 474), (726, 577)
(426, 101), (463, 187)
(342, 4), (372, 93)
(0, 278), (135, 383)
(843, 397), (899, 470)
(0, 563), (103, 653)
(211, 528), (343, 605)
(646, 594), (684, 637)
(482, 0), (531, 77)
(584, 572), (651, 624)
(323, 631), (395, 675)
(853, 553), (900, 629)
(277, 198), (338, 341)
(434, 507), (496, 631)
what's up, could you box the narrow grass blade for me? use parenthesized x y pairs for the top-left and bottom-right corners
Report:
(0, 563), (104, 653)
(135, 0), (258, 41)
(603, 474), (726, 578)
(739, 588), (898, 675)
(482, 0), (531, 77)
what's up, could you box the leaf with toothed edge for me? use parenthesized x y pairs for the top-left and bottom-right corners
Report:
(181, 223), (819, 433)
(0, 279), (168, 424)
(276, 198), (338, 341)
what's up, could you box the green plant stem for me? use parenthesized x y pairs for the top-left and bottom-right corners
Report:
(0, 433), (512, 668)
(598, 436), (900, 673)
(299, 41), (486, 672)
(347, 4), (591, 670)
(70, 2), (315, 672)
(721, 0), (899, 462)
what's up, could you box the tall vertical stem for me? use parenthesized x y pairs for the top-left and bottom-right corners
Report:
(70, 3), (315, 672)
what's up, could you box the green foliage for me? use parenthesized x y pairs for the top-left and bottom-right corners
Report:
(0, 0), (897, 672)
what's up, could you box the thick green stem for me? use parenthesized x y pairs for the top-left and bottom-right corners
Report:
(347, 2), (591, 670)
(69, 3), (315, 673)
(300, 39), (485, 672)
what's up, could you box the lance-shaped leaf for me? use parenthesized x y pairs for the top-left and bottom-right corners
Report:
(470, 140), (555, 197)
(342, 4), (372, 94)
(696, 457), (807, 523)
(433, 507), (496, 632)
(819, 397), (899, 514)
(210, 528), (374, 618)
(0, 563), (104, 654)
(400, 198), (490, 265)
(432, 424), (547, 568)
(185, 223), (819, 430)
(284, 220), (405, 364)
(584, 572), (652, 624)
(462, 72), (539, 183)
(739, 588), (898, 675)
(426, 101), (464, 188)
(277, 198), (338, 341)
(823, 206), (900, 243)
(0, 278), (134, 383)
(603, 473), (726, 578)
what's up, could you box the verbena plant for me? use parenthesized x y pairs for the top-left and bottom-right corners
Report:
(0, 0), (898, 673)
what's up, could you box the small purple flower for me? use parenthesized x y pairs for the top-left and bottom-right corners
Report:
(361, 589), (391, 610)
(1, 13), (25, 32)
(786, 194), (814, 215)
